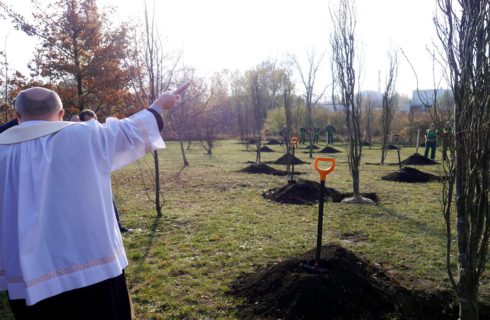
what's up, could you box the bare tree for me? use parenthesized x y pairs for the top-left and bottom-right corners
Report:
(143, 1), (166, 216)
(435, 1), (490, 319)
(168, 71), (205, 166)
(330, 0), (371, 204)
(295, 50), (328, 158)
(231, 71), (253, 144)
(198, 106), (219, 155)
(197, 72), (229, 155)
(280, 60), (295, 180)
(246, 61), (279, 163)
(361, 92), (376, 149)
(248, 69), (266, 163)
(126, 0), (180, 216)
(380, 51), (399, 164)
(0, 47), (8, 123)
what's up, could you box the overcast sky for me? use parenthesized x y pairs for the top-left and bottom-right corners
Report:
(0, 0), (447, 97)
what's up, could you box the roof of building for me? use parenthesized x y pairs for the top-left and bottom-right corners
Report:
(410, 89), (452, 107)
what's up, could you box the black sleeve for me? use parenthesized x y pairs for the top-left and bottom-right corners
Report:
(0, 118), (19, 134)
(146, 109), (164, 131)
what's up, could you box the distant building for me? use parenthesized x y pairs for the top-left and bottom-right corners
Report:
(318, 90), (383, 110)
(317, 102), (338, 110)
(409, 89), (453, 111)
(359, 90), (383, 108)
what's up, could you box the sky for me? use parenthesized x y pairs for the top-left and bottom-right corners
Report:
(0, 0), (447, 98)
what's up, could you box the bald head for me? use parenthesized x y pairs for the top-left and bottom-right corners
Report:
(15, 87), (64, 122)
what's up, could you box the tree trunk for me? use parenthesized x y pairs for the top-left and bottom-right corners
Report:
(179, 138), (189, 166)
(153, 150), (162, 217)
(352, 165), (360, 197)
(457, 273), (480, 320)
(454, 124), (480, 320)
(307, 103), (313, 159)
(73, 37), (84, 111)
(408, 109), (415, 146)
(255, 135), (261, 163)
(380, 138), (387, 164)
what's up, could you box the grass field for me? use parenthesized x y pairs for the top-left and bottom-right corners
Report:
(1, 140), (489, 319)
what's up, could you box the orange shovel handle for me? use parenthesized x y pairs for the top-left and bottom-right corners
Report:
(314, 157), (336, 181)
(290, 136), (299, 147)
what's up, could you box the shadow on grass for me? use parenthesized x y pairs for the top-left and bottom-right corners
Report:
(131, 213), (163, 283)
(377, 206), (446, 241)
(174, 165), (187, 178)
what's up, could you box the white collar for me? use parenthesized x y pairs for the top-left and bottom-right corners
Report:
(0, 121), (78, 145)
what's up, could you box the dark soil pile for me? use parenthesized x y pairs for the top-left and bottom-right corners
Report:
(259, 146), (275, 152)
(400, 153), (438, 165)
(362, 141), (372, 146)
(263, 179), (342, 204)
(262, 179), (378, 204)
(230, 244), (469, 320)
(266, 138), (281, 145)
(240, 163), (289, 176)
(272, 154), (308, 165)
(381, 167), (442, 183)
(318, 146), (341, 153)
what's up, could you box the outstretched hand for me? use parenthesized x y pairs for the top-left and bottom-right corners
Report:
(153, 82), (191, 111)
(154, 92), (179, 111)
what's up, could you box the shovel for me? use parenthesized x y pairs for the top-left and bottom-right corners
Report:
(393, 134), (402, 170)
(313, 157), (336, 264)
(289, 136), (299, 183)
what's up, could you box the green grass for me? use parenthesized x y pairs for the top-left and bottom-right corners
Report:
(1, 140), (488, 319)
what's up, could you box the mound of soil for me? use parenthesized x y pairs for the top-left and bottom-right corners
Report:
(259, 146), (275, 152)
(381, 167), (442, 183)
(240, 163), (289, 176)
(266, 138), (281, 145)
(263, 179), (342, 204)
(230, 244), (465, 320)
(318, 146), (341, 153)
(401, 153), (438, 165)
(263, 179), (378, 204)
(272, 154), (308, 165)
(385, 144), (399, 150)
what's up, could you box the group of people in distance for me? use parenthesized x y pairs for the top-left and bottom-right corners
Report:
(278, 120), (453, 162)
(424, 121), (454, 161)
(280, 121), (336, 146)
(0, 86), (183, 319)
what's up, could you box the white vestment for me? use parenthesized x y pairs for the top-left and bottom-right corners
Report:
(0, 109), (165, 305)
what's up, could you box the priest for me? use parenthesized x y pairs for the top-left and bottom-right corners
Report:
(0, 86), (184, 319)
